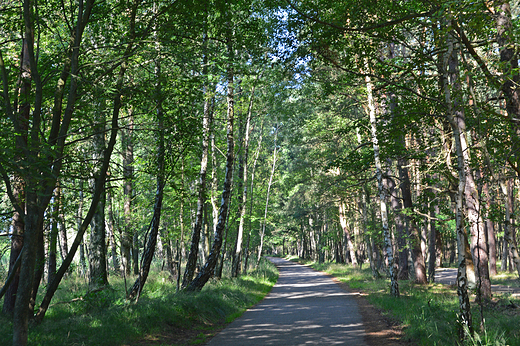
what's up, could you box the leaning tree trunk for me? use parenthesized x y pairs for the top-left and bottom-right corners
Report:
(365, 70), (399, 297)
(11, 3), (101, 343)
(126, 154), (165, 299)
(33, 0), (133, 320)
(186, 31), (235, 292)
(128, 32), (166, 298)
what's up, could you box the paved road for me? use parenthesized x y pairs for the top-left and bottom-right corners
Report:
(206, 257), (367, 345)
(435, 268), (520, 297)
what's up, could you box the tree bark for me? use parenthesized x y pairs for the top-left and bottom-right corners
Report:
(231, 82), (256, 277)
(33, 0), (131, 320)
(3, 35), (30, 317)
(500, 179), (520, 277)
(397, 157), (427, 284)
(257, 124), (278, 265)
(483, 182), (497, 276)
(339, 201), (358, 267)
(387, 163), (408, 280)
(128, 30), (166, 298)
(121, 112), (134, 276)
(181, 64), (213, 289)
(366, 70), (398, 296)
(107, 187), (119, 272)
(47, 193), (59, 286)
(88, 120), (108, 290)
(440, 26), (472, 336)
(186, 30), (235, 291)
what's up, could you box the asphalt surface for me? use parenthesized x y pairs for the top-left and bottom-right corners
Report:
(206, 257), (367, 346)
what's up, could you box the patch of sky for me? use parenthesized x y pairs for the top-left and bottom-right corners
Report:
(265, 7), (312, 87)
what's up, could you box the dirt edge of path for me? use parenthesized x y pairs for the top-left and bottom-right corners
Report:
(282, 258), (416, 346)
(330, 277), (416, 346)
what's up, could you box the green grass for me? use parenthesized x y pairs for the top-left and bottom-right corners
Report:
(491, 271), (520, 288)
(0, 258), (278, 346)
(291, 258), (520, 346)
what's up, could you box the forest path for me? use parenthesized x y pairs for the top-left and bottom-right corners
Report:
(435, 268), (520, 297)
(205, 257), (367, 345)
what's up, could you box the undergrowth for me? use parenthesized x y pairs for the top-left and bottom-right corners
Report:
(292, 258), (520, 346)
(0, 258), (278, 346)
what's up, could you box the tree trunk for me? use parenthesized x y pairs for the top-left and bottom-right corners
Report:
(3, 35), (30, 317)
(366, 70), (398, 296)
(338, 201), (358, 267)
(32, 13), (128, 323)
(499, 179), (520, 277)
(88, 120), (108, 290)
(77, 182), (87, 277)
(186, 30), (235, 291)
(244, 119), (263, 270)
(495, 2), (520, 163)
(181, 65), (213, 289)
(127, 164), (165, 299)
(428, 196), (438, 283)
(387, 163), (408, 280)
(484, 182), (497, 276)
(56, 183), (69, 264)
(128, 36), (166, 298)
(440, 27), (472, 336)
(257, 124), (278, 265)
(107, 187), (119, 272)
(165, 236), (175, 279)
(232, 82), (256, 277)
(450, 36), (491, 299)
(13, 190), (40, 346)
(121, 112), (134, 276)
(47, 193), (59, 286)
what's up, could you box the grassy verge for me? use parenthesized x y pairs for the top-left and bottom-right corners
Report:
(491, 271), (520, 288)
(288, 257), (519, 346)
(0, 258), (278, 346)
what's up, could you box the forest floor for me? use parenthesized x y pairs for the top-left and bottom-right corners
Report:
(435, 267), (520, 297)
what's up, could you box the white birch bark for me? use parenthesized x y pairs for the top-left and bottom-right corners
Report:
(365, 72), (399, 297)
(257, 124), (278, 265)
(338, 201), (358, 267)
(232, 82), (257, 277)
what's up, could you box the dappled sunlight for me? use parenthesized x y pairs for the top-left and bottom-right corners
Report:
(206, 258), (367, 345)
